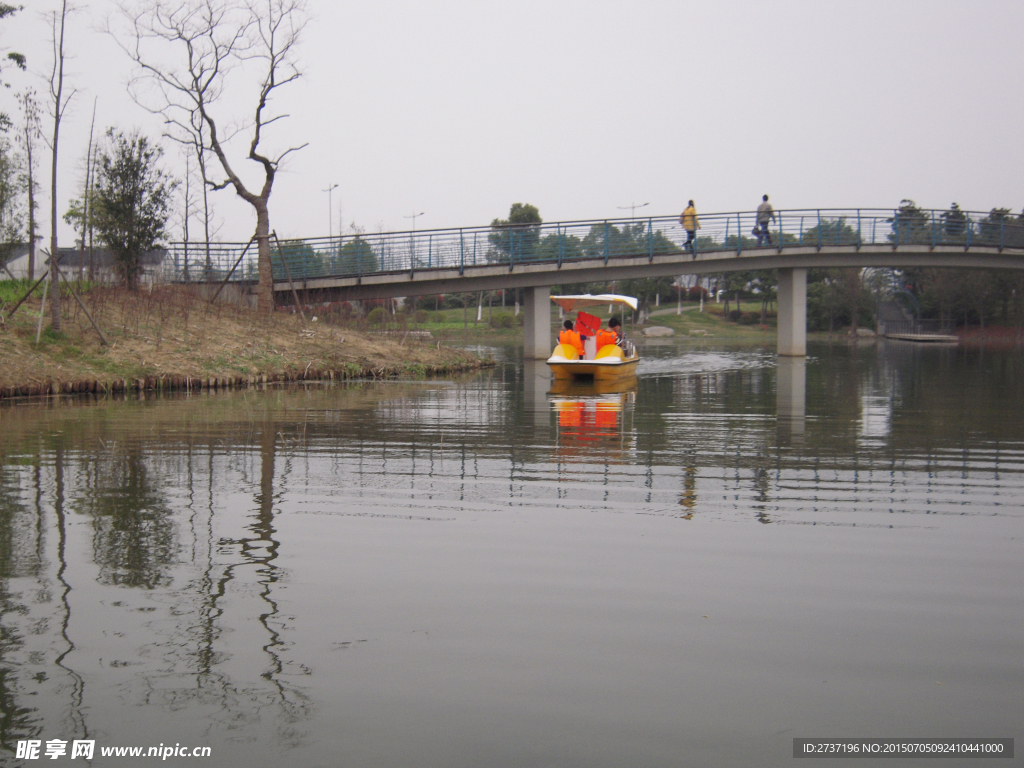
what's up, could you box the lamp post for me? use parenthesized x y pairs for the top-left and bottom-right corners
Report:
(322, 183), (338, 238)
(403, 211), (425, 232)
(617, 201), (649, 220)
(404, 211), (425, 277)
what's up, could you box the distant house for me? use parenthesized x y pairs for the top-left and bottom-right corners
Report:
(3, 241), (168, 282)
(0, 242), (33, 278)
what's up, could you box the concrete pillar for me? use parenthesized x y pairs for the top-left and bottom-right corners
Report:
(777, 267), (807, 357)
(522, 285), (551, 359)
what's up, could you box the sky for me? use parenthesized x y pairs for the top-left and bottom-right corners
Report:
(5, 0), (1024, 244)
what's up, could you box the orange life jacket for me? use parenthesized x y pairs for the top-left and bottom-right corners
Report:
(559, 328), (584, 354)
(596, 328), (618, 349)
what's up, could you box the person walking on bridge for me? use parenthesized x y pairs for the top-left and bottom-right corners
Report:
(756, 194), (775, 246)
(680, 201), (700, 257)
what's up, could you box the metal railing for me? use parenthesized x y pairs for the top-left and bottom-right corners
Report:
(156, 207), (1024, 285)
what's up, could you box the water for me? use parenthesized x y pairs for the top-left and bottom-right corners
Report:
(1, 339), (1021, 767)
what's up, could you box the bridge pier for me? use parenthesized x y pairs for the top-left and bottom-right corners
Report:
(777, 268), (807, 357)
(523, 286), (552, 359)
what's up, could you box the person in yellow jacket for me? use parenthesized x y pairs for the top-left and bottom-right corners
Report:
(680, 200), (699, 257)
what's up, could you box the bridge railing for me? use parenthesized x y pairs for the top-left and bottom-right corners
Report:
(157, 208), (1024, 285)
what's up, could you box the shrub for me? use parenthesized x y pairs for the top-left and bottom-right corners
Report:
(433, 311), (445, 324)
(366, 307), (386, 326)
(728, 309), (743, 322)
(738, 312), (757, 325)
(489, 312), (514, 328)
(415, 309), (428, 323)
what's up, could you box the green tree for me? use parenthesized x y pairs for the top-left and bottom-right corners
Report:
(888, 199), (931, 245)
(580, 221), (676, 262)
(801, 217), (859, 248)
(940, 202), (967, 239)
(336, 236), (378, 274)
(488, 203), (541, 262)
(977, 207), (1015, 246)
(0, 4), (26, 131)
(0, 134), (24, 266)
(93, 128), (176, 288)
(275, 239), (316, 279)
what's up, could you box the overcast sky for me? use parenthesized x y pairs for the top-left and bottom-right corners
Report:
(6, 0), (1024, 244)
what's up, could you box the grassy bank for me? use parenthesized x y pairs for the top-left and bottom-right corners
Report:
(0, 282), (490, 399)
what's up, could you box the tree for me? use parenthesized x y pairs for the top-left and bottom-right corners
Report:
(977, 207), (1015, 246)
(46, 0), (75, 331)
(335, 236), (378, 274)
(17, 90), (39, 279)
(92, 128), (176, 288)
(800, 217), (859, 248)
(488, 202), (541, 261)
(940, 202), (967, 239)
(61, 98), (97, 280)
(0, 134), (23, 267)
(116, 0), (308, 315)
(888, 199), (930, 245)
(0, 3), (26, 131)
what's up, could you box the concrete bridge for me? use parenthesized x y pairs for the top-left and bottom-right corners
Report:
(162, 207), (1024, 358)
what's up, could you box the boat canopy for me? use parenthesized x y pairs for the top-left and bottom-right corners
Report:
(550, 294), (639, 312)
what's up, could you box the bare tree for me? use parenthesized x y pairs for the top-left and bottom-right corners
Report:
(78, 97), (97, 281)
(115, 0), (308, 315)
(46, 0), (76, 331)
(18, 90), (40, 280)
(187, 106), (217, 276)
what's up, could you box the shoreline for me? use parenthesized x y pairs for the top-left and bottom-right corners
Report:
(0, 283), (493, 403)
(0, 358), (491, 402)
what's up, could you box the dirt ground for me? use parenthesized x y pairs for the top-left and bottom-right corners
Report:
(0, 284), (489, 396)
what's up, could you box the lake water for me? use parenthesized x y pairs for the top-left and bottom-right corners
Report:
(1, 339), (1021, 767)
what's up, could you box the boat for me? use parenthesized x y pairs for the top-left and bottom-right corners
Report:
(546, 294), (640, 384)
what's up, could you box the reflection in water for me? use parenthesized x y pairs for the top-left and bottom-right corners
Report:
(0, 343), (1021, 764)
(78, 448), (175, 589)
(776, 355), (806, 438)
(553, 391), (637, 465)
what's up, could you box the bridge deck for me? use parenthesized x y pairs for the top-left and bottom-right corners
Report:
(157, 207), (1024, 302)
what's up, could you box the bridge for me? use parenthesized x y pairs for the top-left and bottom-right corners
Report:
(161, 207), (1024, 358)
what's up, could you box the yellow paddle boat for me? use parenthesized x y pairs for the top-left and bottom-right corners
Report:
(547, 294), (640, 384)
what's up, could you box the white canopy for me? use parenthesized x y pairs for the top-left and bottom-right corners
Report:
(550, 294), (638, 312)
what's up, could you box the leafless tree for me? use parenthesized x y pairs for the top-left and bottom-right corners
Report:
(114, 0), (308, 315)
(78, 97), (97, 281)
(46, 0), (77, 331)
(18, 90), (41, 281)
(187, 106), (217, 276)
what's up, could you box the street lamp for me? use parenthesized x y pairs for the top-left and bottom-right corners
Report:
(404, 211), (425, 272)
(617, 202), (649, 220)
(403, 211), (425, 232)
(323, 183), (338, 239)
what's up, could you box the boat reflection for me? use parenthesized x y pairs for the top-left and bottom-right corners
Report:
(548, 375), (638, 397)
(550, 377), (637, 462)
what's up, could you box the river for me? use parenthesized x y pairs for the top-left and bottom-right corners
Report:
(0, 338), (1021, 767)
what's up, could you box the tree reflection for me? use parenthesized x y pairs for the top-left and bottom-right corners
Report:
(77, 448), (175, 589)
(0, 465), (44, 749)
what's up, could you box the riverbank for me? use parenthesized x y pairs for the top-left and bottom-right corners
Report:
(0, 283), (491, 399)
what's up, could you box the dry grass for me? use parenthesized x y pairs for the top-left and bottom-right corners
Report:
(0, 283), (489, 395)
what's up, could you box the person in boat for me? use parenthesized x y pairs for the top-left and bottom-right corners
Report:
(596, 317), (622, 350)
(559, 319), (585, 356)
